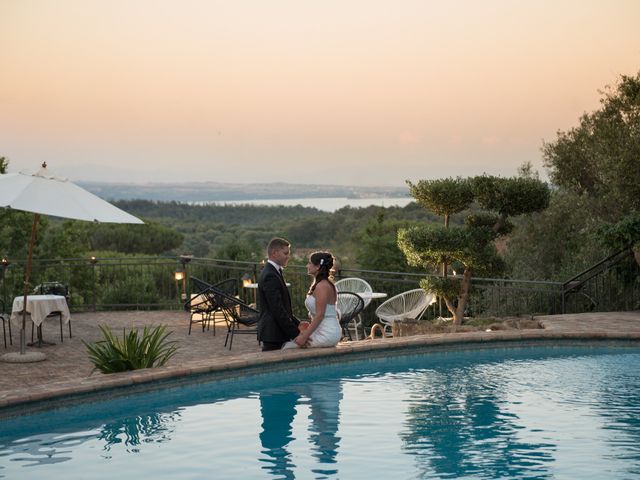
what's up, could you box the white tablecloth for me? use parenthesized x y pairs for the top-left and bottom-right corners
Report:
(358, 292), (387, 300)
(10, 295), (71, 327)
(244, 282), (291, 288)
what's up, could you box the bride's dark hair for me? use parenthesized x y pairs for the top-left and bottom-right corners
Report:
(307, 251), (336, 295)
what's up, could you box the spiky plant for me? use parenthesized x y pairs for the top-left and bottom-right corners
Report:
(84, 325), (178, 374)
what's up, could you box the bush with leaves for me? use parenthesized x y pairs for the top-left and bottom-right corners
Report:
(84, 324), (178, 373)
(100, 271), (161, 307)
(597, 212), (640, 253)
(354, 211), (422, 272)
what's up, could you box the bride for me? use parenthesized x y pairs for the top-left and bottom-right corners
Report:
(283, 251), (342, 349)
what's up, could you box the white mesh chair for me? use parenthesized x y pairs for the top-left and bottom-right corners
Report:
(335, 278), (373, 339)
(375, 288), (434, 336)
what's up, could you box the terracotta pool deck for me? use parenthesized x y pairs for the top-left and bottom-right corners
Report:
(1, 310), (640, 414)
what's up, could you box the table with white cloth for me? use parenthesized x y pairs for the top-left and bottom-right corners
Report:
(244, 282), (291, 289)
(347, 292), (387, 339)
(357, 292), (387, 301)
(10, 295), (71, 347)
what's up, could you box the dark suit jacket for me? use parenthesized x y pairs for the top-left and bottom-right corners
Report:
(257, 263), (300, 345)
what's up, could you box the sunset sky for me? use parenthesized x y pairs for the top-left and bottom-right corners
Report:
(1, 0), (639, 186)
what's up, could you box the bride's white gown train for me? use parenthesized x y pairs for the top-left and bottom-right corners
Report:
(282, 295), (342, 349)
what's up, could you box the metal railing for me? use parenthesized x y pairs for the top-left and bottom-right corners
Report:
(1, 251), (637, 326)
(1, 256), (182, 312)
(561, 248), (640, 314)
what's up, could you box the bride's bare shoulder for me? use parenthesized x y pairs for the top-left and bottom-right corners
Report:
(314, 280), (333, 295)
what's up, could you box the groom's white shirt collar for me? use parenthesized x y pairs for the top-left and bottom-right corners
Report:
(267, 260), (283, 273)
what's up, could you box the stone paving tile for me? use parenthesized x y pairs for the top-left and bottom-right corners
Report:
(0, 310), (261, 402)
(1, 310), (639, 411)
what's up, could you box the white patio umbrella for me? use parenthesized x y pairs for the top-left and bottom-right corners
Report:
(0, 163), (143, 362)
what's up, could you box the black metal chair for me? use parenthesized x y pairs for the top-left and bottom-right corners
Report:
(336, 292), (365, 341)
(1, 299), (11, 348)
(213, 278), (239, 297)
(185, 287), (217, 335)
(31, 282), (71, 343)
(190, 277), (214, 297)
(190, 277), (238, 296)
(186, 277), (239, 335)
(209, 287), (260, 350)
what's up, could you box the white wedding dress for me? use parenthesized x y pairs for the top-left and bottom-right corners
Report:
(282, 295), (342, 349)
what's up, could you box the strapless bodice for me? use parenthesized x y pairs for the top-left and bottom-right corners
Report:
(281, 295), (342, 349)
(305, 295), (337, 317)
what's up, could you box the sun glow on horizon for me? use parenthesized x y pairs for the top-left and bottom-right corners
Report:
(1, 0), (639, 185)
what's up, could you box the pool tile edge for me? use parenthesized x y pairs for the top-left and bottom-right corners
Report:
(3, 329), (640, 417)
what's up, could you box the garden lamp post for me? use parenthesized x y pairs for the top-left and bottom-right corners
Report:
(1, 258), (8, 318)
(241, 273), (255, 304)
(2, 258), (9, 304)
(90, 256), (98, 312)
(177, 254), (192, 302)
(174, 268), (186, 301)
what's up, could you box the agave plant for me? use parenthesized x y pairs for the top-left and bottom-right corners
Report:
(84, 325), (179, 374)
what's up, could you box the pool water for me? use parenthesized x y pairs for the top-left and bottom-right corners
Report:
(1, 344), (640, 479)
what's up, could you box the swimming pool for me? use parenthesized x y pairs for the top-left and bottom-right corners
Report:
(1, 343), (640, 479)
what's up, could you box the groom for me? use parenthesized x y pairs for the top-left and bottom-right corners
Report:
(257, 237), (301, 351)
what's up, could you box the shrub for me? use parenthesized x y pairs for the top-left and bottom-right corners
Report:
(84, 325), (178, 374)
(100, 273), (161, 307)
(598, 212), (640, 252)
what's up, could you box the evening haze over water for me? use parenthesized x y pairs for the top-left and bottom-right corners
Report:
(1, 0), (639, 187)
(206, 197), (413, 212)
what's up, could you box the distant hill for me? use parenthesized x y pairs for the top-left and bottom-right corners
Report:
(78, 181), (409, 202)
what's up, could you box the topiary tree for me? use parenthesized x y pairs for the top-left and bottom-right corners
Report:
(408, 177), (474, 228)
(399, 175), (550, 325)
(407, 178), (473, 276)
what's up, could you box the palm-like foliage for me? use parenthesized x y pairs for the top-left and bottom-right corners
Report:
(84, 325), (178, 374)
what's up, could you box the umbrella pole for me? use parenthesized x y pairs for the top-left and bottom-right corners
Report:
(20, 213), (39, 355)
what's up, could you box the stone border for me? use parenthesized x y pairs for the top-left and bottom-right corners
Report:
(2, 328), (640, 418)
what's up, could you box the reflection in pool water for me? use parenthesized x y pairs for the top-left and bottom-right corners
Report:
(259, 383), (342, 479)
(1, 344), (640, 479)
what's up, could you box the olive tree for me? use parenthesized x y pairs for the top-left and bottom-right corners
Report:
(506, 73), (639, 279)
(399, 175), (550, 325)
(543, 72), (640, 216)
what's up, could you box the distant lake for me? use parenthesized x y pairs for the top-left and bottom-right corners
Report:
(201, 197), (413, 212)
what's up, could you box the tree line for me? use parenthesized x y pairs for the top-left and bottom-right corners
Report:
(2, 71), (639, 284)
(108, 198), (441, 270)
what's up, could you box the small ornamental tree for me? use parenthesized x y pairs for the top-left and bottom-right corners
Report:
(407, 177), (473, 276)
(399, 175), (550, 325)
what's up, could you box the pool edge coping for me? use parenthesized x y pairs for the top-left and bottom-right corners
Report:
(2, 329), (640, 417)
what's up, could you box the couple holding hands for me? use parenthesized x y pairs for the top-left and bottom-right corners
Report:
(257, 237), (342, 351)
